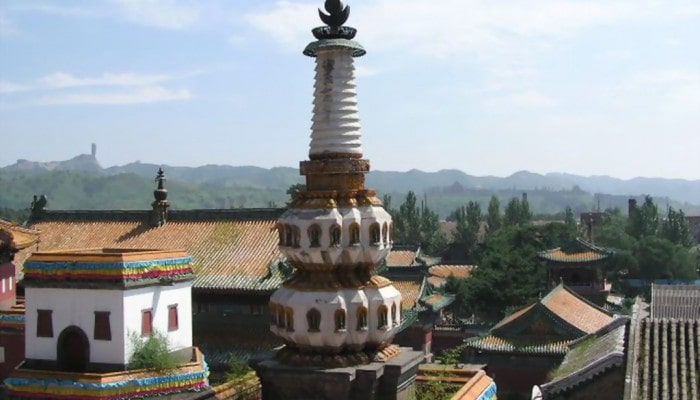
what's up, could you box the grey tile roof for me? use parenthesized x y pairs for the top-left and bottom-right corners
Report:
(540, 317), (628, 396)
(651, 284), (700, 319)
(636, 318), (699, 400)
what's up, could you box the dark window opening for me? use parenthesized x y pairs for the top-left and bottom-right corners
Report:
(141, 309), (153, 337)
(94, 311), (111, 341)
(37, 309), (53, 338)
(168, 305), (179, 331)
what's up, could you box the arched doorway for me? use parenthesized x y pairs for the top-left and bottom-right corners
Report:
(57, 326), (90, 372)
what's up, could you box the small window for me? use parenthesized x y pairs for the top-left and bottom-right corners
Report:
(350, 223), (360, 245)
(335, 309), (346, 331)
(37, 310), (53, 338)
(382, 223), (389, 243)
(94, 311), (111, 341)
(391, 303), (398, 326)
(357, 307), (368, 331)
(308, 224), (321, 247)
(284, 225), (293, 246)
(378, 305), (389, 329)
(285, 308), (294, 332)
(8, 276), (12, 291)
(277, 307), (286, 329)
(370, 223), (381, 245)
(307, 308), (321, 332)
(168, 305), (179, 331)
(0, 346), (4, 363)
(330, 225), (341, 246)
(1, 278), (5, 293)
(270, 303), (278, 325)
(141, 309), (153, 337)
(292, 226), (301, 248)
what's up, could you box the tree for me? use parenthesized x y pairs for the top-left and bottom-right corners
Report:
(390, 191), (447, 255)
(564, 206), (576, 231)
(452, 201), (482, 260)
(486, 195), (501, 232)
(660, 206), (692, 247)
(128, 330), (178, 370)
(503, 195), (531, 227)
(286, 183), (307, 200)
(461, 225), (547, 318)
(627, 195), (659, 238)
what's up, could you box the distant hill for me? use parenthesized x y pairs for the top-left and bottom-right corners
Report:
(2, 154), (699, 218)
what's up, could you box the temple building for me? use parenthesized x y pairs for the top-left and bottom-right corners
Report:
(251, 2), (423, 399)
(0, 224), (37, 380)
(539, 238), (614, 305)
(463, 283), (615, 397)
(14, 171), (288, 374)
(534, 285), (700, 400)
(4, 248), (209, 399)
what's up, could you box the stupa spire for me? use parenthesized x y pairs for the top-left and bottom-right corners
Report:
(268, 0), (402, 368)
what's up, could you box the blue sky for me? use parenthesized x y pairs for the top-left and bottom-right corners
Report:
(1, 0), (699, 180)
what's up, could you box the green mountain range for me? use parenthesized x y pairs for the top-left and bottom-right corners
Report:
(2, 154), (699, 219)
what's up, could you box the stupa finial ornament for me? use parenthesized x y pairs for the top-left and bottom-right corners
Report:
(310, 0), (360, 42)
(319, 0), (349, 27)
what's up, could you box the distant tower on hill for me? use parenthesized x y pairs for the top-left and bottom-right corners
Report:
(91, 143), (97, 157)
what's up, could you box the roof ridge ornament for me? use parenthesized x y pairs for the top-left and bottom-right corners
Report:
(318, 0), (350, 28)
(310, 0), (360, 42)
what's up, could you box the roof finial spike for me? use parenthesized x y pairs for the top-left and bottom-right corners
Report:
(319, 0), (350, 27)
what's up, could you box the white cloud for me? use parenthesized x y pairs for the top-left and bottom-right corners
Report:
(38, 86), (191, 105)
(10, 4), (103, 18)
(37, 72), (172, 89)
(0, 81), (29, 94)
(112, 0), (202, 29)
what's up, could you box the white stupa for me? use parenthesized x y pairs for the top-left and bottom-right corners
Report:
(269, 0), (402, 367)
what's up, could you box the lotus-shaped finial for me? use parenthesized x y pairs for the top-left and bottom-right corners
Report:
(318, 0), (350, 27)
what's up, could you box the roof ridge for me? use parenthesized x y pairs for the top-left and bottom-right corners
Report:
(543, 283), (614, 317)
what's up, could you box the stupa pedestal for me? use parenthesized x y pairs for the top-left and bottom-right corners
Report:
(251, 347), (423, 400)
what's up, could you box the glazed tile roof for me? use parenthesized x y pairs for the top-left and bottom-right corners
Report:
(429, 264), (476, 279)
(490, 284), (614, 336)
(384, 245), (421, 268)
(540, 317), (628, 396)
(650, 284), (700, 319)
(539, 238), (613, 264)
(22, 209), (287, 293)
(635, 318), (699, 400)
(420, 293), (456, 312)
(427, 276), (447, 288)
(391, 276), (427, 309)
(471, 284), (615, 356)
(0, 219), (39, 250)
(464, 334), (571, 356)
(537, 283), (615, 335)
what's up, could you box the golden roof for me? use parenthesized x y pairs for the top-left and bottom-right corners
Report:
(21, 209), (286, 292)
(0, 219), (39, 250)
(428, 264), (477, 279)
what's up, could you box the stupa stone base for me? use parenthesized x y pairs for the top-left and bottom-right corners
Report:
(251, 347), (423, 400)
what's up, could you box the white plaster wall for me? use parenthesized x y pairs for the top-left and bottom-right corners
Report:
(122, 281), (193, 363)
(25, 287), (125, 364)
(25, 281), (192, 366)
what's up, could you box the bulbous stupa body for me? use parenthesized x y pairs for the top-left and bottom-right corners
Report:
(269, 0), (402, 367)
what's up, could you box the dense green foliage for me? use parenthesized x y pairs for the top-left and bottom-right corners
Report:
(593, 200), (697, 284)
(128, 331), (179, 371)
(385, 191), (449, 255)
(226, 356), (253, 383)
